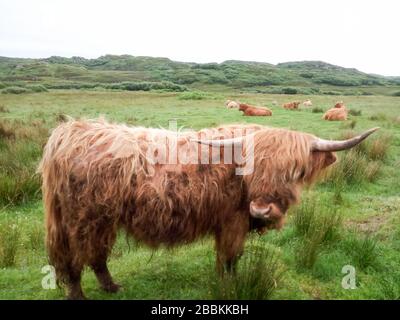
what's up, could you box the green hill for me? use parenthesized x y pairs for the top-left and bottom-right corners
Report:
(1, 55), (399, 95)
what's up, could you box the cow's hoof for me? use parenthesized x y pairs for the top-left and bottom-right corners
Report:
(66, 293), (87, 300)
(102, 282), (122, 293)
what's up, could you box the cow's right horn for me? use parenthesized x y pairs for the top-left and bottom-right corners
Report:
(311, 127), (380, 152)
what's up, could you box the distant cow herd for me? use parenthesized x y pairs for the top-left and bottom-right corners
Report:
(225, 99), (349, 121)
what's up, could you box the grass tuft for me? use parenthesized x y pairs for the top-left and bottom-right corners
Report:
(0, 221), (21, 268)
(210, 243), (283, 299)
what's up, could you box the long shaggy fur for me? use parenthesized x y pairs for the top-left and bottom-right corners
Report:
(283, 101), (300, 110)
(323, 107), (348, 121)
(39, 118), (334, 299)
(239, 103), (272, 116)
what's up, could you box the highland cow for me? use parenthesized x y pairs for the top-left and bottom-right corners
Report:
(323, 107), (348, 121)
(334, 101), (345, 108)
(303, 99), (313, 107)
(39, 119), (378, 299)
(283, 101), (301, 110)
(239, 103), (272, 116)
(225, 100), (240, 109)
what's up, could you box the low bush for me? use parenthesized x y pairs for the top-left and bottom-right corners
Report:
(1, 86), (30, 94)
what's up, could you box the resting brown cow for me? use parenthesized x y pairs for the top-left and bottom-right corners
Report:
(239, 103), (272, 116)
(283, 101), (301, 110)
(334, 101), (345, 108)
(323, 107), (348, 121)
(39, 119), (378, 299)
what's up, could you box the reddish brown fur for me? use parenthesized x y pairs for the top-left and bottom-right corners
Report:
(283, 101), (301, 110)
(239, 103), (272, 116)
(39, 119), (337, 299)
(323, 107), (348, 121)
(334, 101), (345, 108)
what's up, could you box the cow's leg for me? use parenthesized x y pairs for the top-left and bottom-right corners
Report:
(215, 213), (248, 275)
(90, 254), (121, 293)
(65, 264), (86, 300)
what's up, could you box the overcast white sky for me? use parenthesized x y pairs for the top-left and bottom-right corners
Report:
(0, 0), (399, 75)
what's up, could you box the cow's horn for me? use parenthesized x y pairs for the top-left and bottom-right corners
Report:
(312, 127), (380, 152)
(191, 136), (245, 147)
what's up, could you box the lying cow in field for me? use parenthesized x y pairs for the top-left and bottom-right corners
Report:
(303, 99), (312, 107)
(334, 101), (345, 108)
(225, 100), (240, 109)
(239, 103), (272, 116)
(323, 107), (348, 121)
(283, 101), (301, 110)
(39, 118), (378, 299)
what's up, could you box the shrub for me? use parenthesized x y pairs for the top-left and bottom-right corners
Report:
(312, 107), (324, 113)
(27, 84), (48, 92)
(1, 86), (30, 94)
(342, 119), (357, 129)
(349, 109), (362, 116)
(209, 243), (283, 299)
(282, 87), (298, 94)
(0, 105), (10, 113)
(178, 91), (208, 100)
(0, 122), (15, 140)
(369, 113), (387, 121)
(0, 222), (20, 268)
(392, 91), (400, 97)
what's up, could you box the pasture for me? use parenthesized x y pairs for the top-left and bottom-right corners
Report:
(0, 90), (400, 299)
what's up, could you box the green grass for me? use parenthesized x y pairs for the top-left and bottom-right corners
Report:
(0, 90), (399, 299)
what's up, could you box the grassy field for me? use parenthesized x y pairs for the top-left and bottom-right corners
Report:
(0, 90), (400, 299)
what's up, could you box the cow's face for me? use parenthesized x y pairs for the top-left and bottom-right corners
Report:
(249, 196), (288, 234)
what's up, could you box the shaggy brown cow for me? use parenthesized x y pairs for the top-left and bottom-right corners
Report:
(283, 101), (301, 110)
(323, 107), (348, 121)
(239, 103), (272, 116)
(39, 119), (378, 299)
(334, 101), (345, 108)
(225, 100), (240, 109)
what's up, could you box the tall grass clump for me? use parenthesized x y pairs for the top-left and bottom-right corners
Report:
(349, 109), (362, 116)
(341, 235), (379, 270)
(209, 243), (283, 299)
(0, 222), (21, 268)
(0, 120), (47, 207)
(324, 130), (391, 188)
(292, 195), (342, 269)
(311, 107), (324, 113)
(0, 104), (10, 113)
(28, 223), (45, 251)
(369, 113), (387, 121)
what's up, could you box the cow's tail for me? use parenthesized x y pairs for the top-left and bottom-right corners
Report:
(39, 138), (71, 285)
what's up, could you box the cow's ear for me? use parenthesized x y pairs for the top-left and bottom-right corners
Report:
(311, 151), (337, 169)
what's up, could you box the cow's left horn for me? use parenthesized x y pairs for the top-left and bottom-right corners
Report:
(191, 136), (245, 147)
(311, 127), (380, 152)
